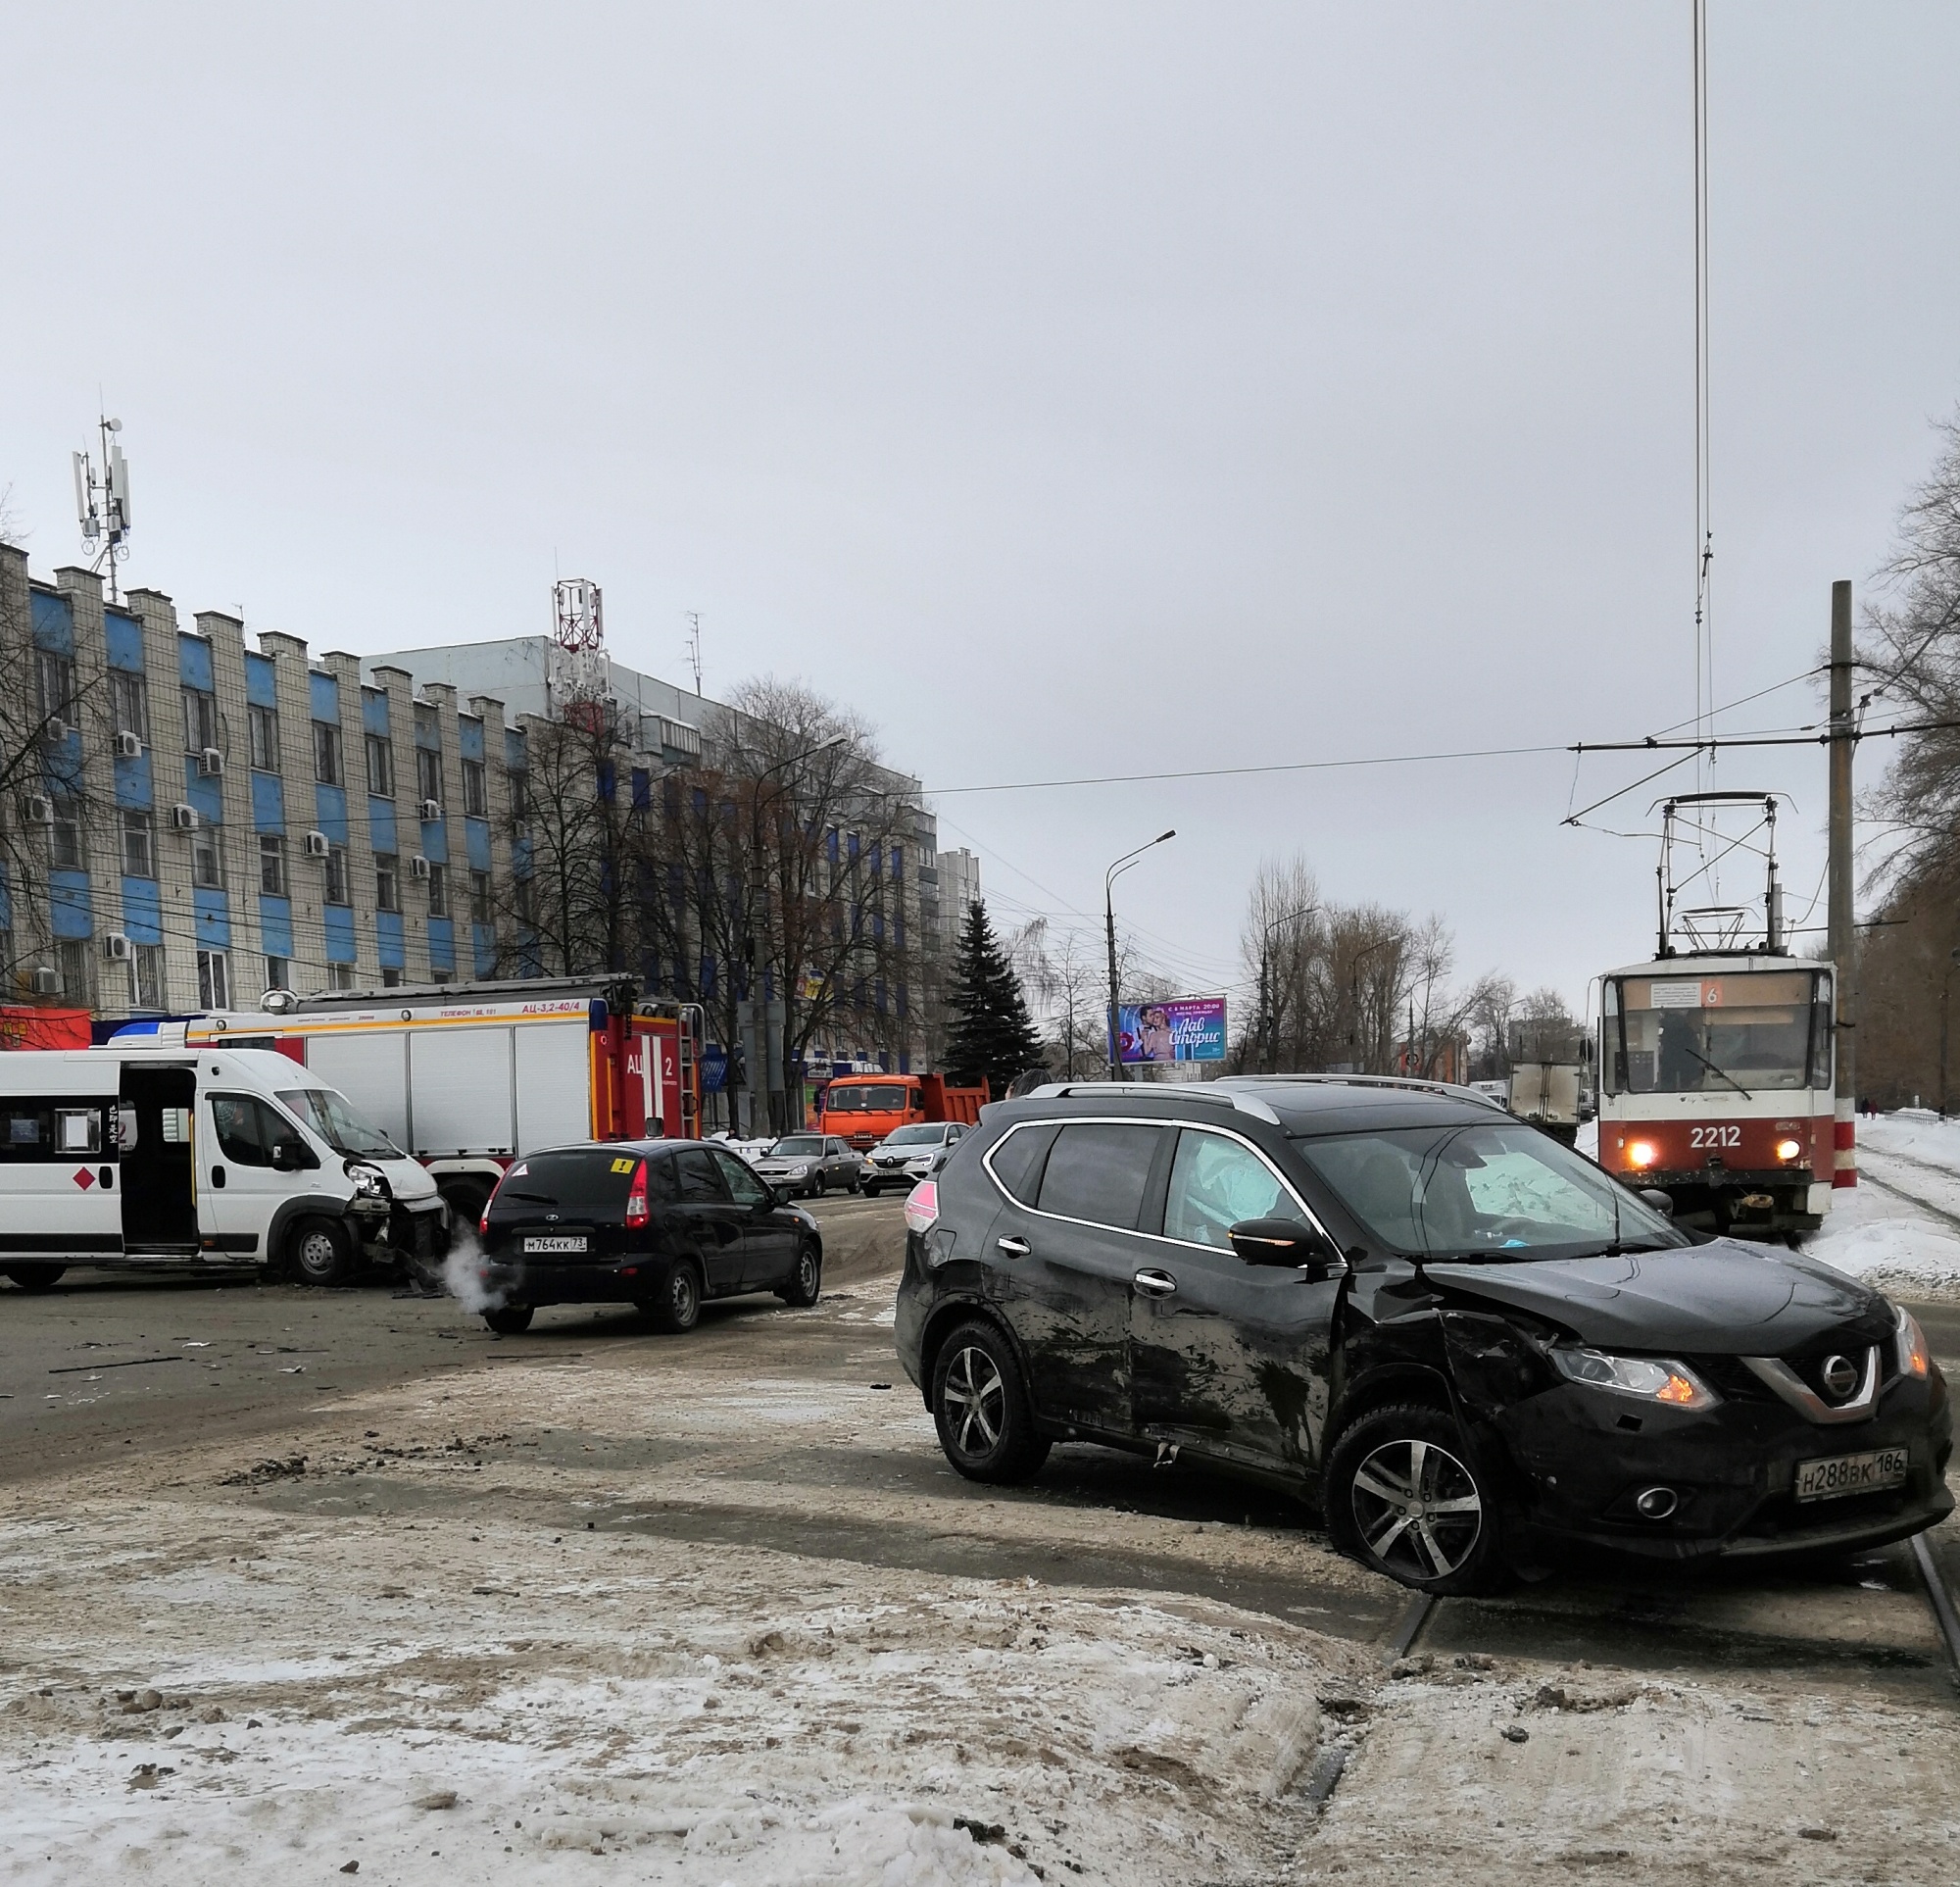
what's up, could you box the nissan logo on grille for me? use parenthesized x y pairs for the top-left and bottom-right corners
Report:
(1820, 1354), (1859, 1399)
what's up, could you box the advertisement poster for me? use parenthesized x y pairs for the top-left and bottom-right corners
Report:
(1112, 996), (1227, 1065)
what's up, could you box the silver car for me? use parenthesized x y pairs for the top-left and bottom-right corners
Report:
(753, 1133), (862, 1199)
(861, 1121), (968, 1196)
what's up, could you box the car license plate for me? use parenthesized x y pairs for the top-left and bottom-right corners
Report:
(1794, 1447), (1908, 1503)
(521, 1235), (587, 1255)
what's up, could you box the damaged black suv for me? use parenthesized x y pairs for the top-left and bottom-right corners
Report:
(894, 1077), (1952, 1593)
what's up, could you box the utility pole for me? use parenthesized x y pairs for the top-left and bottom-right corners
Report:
(1103, 830), (1176, 1082)
(1827, 578), (1858, 1189)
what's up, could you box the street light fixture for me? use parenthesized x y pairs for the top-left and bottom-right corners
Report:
(1104, 829), (1176, 1081)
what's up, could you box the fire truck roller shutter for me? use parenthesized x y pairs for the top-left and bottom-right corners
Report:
(408, 1025), (518, 1158)
(515, 1018), (596, 1150)
(304, 1032), (410, 1157)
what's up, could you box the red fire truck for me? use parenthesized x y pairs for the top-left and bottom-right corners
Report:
(128, 977), (701, 1226)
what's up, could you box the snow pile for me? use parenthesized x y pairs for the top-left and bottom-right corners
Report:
(1808, 1111), (1960, 1295)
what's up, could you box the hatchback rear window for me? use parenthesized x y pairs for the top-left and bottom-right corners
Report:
(495, 1148), (642, 1211)
(1037, 1123), (1163, 1231)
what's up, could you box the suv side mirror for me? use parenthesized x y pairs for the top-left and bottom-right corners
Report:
(1229, 1217), (1346, 1278)
(270, 1139), (310, 1172)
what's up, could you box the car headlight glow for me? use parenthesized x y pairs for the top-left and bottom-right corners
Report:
(1628, 1140), (1658, 1168)
(1896, 1305), (1931, 1380)
(1551, 1346), (1717, 1410)
(1775, 1137), (1803, 1162)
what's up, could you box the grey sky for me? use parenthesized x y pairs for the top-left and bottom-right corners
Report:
(6, 4), (1957, 1020)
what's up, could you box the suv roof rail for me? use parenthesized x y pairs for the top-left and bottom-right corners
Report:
(1023, 1081), (1281, 1125)
(1214, 1072), (1509, 1112)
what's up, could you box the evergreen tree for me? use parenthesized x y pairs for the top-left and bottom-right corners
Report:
(943, 899), (1045, 1096)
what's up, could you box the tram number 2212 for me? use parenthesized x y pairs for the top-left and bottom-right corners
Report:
(1689, 1125), (1742, 1150)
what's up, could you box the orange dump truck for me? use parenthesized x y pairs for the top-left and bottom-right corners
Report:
(816, 1072), (989, 1150)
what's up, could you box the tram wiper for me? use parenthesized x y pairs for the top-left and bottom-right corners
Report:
(1679, 1042), (1753, 1100)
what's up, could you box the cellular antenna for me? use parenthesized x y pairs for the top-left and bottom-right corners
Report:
(684, 611), (704, 697)
(74, 413), (132, 602)
(549, 577), (610, 733)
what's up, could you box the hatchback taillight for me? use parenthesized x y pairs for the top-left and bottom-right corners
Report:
(904, 1179), (940, 1235)
(479, 1177), (501, 1238)
(624, 1160), (650, 1229)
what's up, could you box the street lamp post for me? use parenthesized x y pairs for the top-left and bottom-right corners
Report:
(1253, 904), (1317, 1074)
(1104, 830), (1176, 1081)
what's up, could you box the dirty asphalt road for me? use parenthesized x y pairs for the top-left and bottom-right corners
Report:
(4, 1194), (1959, 1697)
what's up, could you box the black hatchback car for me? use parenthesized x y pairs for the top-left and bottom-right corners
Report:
(472, 1139), (823, 1336)
(894, 1077), (1951, 1593)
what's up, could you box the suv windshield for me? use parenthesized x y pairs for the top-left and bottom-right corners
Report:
(276, 1088), (403, 1160)
(883, 1124), (946, 1147)
(1295, 1122), (1683, 1262)
(771, 1136), (823, 1156)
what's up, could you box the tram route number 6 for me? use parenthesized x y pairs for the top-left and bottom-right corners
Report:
(1689, 1125), (1741, 1150)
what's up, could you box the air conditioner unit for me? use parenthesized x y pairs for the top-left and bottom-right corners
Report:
(114, 731), (143, 760)
(40, 718), (69, 745)
(24, 793), (53, 824)
(419, 799), (442, 821)
(303, 830), (330, 859)
(171, 803), (199, 830)
(409, 855), (431, 880)
(102, 932), (132, 963)
(29, 967), (59, 996)
(199, 747), (224, 776)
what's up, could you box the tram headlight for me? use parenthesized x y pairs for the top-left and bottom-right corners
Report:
(1775, 1137), (1802, 1162)
(1628, 1140), (1658, 1169)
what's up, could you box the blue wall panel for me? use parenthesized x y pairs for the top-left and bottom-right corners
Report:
(176, 633), (214, 691)
(119, 878), (163, 945)
(427, 918), (455, 968)
(252, 771), (285, 832)
(465, 817), (491, 871)
(245, 652), (278, 708)
(114, 751), (153, 810)
(50, 869), (92, 939)
(323, 907), (356, 964)
(368, 795), (398, 855)
(184, 758), (223, 826)
(472, 923), (498, 976)
(105, 612), (145, 671)
(258, 897), (294, 958)
(375, 910), (405, 968)
(309, 670), (339, 721)
(363, 688), (391, 736)
(31, 591), (74, 654)
(314, 783), (349, 846)
(419, 818), (448, 865)
(193, 888), (231, 951)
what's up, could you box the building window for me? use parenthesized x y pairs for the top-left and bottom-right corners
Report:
(51, 798), (83, 870)
(192, 823), (224, 890)
(462, 759), (487, 817)
(197, 949), (229, 1010)
(121, 808), (156, 878)
(381, 966), (403, 988)
(469, 869), (493, 924)
(266, 954), (290, 992)
(109, 670), (150, 745)
(36, 648), (75, 725)
(509, 768), (529, 826)
(57, 938), (92, 1004)
(514, 874), (534, 925)
(327, 962), (356, 992)
(324, 845), (351, 906)
(182, 685), (219, 755)
(365, 732), (394, 798)
(427, 862), (448, 918)
(259, 834), (286, 896)
(374, 852), (400, 912)
(314, 720), (342, 786)
(416, 747), (442, 809)
(130, 943), (167, 1011)
(247, 704), (279, 771)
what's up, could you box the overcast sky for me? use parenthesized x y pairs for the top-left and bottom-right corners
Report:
(6, 4), (1958, 1022)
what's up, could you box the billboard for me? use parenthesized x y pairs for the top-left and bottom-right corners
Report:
(1112, 996), (1227, 1065)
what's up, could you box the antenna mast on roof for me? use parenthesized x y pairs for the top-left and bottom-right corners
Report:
(73, 414), (132, 603)
(684, 611), (704, 697)
(549, 577), (610, 734)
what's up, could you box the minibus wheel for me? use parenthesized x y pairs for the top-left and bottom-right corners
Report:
(289, 1217), (356, 1287)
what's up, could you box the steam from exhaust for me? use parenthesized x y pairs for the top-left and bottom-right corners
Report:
(440, 1231), (511, 1315)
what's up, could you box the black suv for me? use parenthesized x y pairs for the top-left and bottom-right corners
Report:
(894, 1078), (1951, 1592)
(473, 1139), (822, 1335)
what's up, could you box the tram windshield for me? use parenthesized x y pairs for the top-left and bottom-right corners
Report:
(1603, 970), (1832, 1097)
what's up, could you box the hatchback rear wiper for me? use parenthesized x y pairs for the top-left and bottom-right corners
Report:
(504, 1189), (559, 1204)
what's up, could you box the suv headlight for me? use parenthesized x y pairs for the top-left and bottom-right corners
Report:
(1896, 1305), (1932, 1380)
(1550, 1346), (1717, 1410)
(345, 1160), (388, 1200)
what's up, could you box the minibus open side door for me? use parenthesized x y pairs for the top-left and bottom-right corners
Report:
(118, 1063), (198, 1253)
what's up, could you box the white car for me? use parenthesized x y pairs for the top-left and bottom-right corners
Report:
(861, 1121), (968, 1196)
